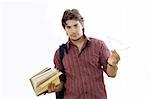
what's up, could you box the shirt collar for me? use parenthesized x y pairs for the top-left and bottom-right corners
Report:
(66, 35), (91, 50)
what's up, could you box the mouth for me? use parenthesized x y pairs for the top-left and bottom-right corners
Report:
(71, 33), (78, 37)
(72, 34), (77, 37)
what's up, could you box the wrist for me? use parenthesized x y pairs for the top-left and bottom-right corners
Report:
(108, 63), (118, 70)
(108, 63), (113, 67)
(108, 63), (118, 67)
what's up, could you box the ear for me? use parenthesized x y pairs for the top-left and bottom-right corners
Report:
(66, 32), (68, 35)
(81, 22), (84, 29)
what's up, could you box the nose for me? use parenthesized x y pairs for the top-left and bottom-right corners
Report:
(71, 27), (77, 33)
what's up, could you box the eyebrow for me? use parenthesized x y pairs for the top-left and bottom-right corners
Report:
(66, 23), (78, 27)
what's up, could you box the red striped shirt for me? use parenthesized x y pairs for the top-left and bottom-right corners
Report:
(54, 36), (110, 99)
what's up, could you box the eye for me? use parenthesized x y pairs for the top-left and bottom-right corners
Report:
(74, 24), (78, 27)
(66, 26), (71, 29)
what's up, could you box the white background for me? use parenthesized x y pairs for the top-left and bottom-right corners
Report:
(0, 0), (150, 99)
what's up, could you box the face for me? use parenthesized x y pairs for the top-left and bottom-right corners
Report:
(64, 20), (84, 41)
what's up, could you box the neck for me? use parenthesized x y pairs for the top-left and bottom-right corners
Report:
(70, 36), (85, 46)
(70, 36), (85, 52)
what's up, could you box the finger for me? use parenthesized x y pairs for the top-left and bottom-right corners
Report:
(111, 50), (117, 54)
(111, 50), (117, 57)
(48, 83), (51, 92)
(114, 51), (120, 60)
(52, 83), (55, 91)
(111, 50), (120, 60)
(48, 83), (54, 93)
(111, 50), (115, 53)
(51, 83), (56, 92)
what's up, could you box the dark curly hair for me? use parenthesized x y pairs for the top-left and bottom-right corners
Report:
(61, 9), (84, 33)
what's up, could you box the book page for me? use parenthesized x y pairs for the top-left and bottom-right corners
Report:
(31, 67), (50, 78)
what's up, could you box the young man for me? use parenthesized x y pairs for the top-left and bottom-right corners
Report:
(47, 9), (120, 99)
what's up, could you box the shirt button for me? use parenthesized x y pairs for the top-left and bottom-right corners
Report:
(85, 91), (88, 94)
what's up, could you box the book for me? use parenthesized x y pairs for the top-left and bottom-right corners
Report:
(29, 67), (62, 96)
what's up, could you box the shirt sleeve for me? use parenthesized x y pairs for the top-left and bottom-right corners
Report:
(99, 40), (110, 73)
(53, 49), (62, 71)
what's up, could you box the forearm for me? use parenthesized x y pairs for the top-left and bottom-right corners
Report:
(106, 64), (118, 78)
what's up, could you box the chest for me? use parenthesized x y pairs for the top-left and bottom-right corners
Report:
(62, 45), (101, 76)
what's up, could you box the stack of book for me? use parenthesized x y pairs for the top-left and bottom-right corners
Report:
(29, 68), (62, 96)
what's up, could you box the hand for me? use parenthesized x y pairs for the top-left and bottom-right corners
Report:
(48, 82), (64, 92)
(108, 50), (120, 66)
(43, 81), (64, 95)
(48, 83), (57, 93)
(43, 83), (60, 95)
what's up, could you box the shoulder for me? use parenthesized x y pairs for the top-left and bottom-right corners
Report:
(54, 48), (60, 58)
(54, 43), (67, 58)
(88, 37), (105, 46)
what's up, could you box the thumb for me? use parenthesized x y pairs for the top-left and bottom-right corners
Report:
(111, 49), (116, 53)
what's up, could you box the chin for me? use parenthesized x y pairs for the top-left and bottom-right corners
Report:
(72, 37), (81, 41)
(70, 35), (83, 41)
(71, 38), (79, 41)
